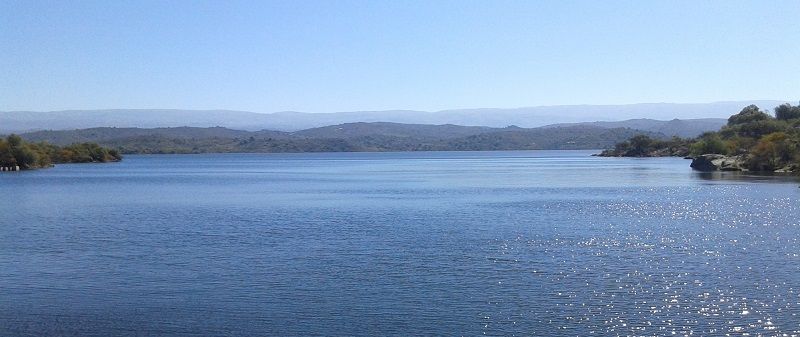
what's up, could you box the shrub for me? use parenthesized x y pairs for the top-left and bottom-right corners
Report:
(748, 132), (796, 171)
(690, 133), (727, 155)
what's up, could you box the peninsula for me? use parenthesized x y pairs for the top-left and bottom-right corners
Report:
(599, 102), (800, 173)
(0, 134), (122, 171)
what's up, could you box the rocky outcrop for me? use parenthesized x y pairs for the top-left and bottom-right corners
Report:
(690, 154), (748, 171)
(597, 146), (690, 157)
(775, 164), (799, 173)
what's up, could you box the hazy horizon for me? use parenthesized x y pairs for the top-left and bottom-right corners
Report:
(1, 99), (794, 115)
(0, 100), (788, 133)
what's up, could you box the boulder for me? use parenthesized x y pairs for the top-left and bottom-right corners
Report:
(690, 154), (747, 172)
(775, 164), (798, 173)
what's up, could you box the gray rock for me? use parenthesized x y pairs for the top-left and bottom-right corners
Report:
(775, 164), (798, 173)
(690, 154), (747, 171)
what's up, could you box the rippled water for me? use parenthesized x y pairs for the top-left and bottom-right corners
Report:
(1, 151), (799, 336)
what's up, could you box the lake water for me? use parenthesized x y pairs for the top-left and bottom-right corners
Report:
(1, 151), (799, 336)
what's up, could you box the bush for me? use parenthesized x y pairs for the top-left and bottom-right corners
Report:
(690, 133), (727, 155)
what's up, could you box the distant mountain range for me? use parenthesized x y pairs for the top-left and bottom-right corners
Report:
(17, 122), (673, 154)
(0, 100), (786, 132)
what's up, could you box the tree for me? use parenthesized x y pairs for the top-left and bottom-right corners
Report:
(11, 145), (38, 169)
(0, 135), (120, 170)
(749, 132), (795, 171)
(775, 102), (800, 121)
(0, 140), (16, 166)
(728, 105), (771, 125)
(732, 119), (788, 138)
(626, 134), (654, 156)
(6, 134), (22, 148)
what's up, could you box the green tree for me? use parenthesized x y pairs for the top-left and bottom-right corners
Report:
(0, 140), (16, 166)
(748, 132), (795, 170)
(626, 134), (654, 156)
(0, 135), (120, 170)
(727, 105), (771, 125)
(731, 119), (788, 138)
(6, 134), (22, 148)
(775, 102), (800, 121)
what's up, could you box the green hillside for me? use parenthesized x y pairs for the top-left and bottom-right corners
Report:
(16, 123), (666, 154)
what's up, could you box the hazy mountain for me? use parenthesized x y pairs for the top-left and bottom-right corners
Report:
(0, 109), (274, 133)
(1, 101), (787, 133)
(542, 118), (728, 138)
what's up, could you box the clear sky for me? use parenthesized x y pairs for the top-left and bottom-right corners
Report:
(1, 0), (798, 113)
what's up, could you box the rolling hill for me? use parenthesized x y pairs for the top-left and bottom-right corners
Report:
(541, 118), (727, 138)
(17, 123), (665, 154)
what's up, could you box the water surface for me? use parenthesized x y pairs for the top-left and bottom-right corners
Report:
(1, 151), (799, 336)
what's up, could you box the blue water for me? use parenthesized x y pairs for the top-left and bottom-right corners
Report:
(1, 151), (799, 336)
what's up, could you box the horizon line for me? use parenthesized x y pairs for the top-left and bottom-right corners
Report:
(1, 99), (794, 115)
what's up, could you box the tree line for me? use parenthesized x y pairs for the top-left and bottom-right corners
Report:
(0, 134), (122, 170)
(601, 102), (800, 172)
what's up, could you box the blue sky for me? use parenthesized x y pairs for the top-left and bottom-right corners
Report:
(1, 0), (798, 113)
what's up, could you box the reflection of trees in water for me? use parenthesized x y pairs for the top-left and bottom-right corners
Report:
(695, 171), (800, 184)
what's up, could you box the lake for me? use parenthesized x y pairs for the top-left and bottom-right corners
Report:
(1, 151), (799, 336)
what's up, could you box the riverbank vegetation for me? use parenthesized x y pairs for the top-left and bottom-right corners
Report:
(0, 135), (122, 170)
(600, 103), (800, 172)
